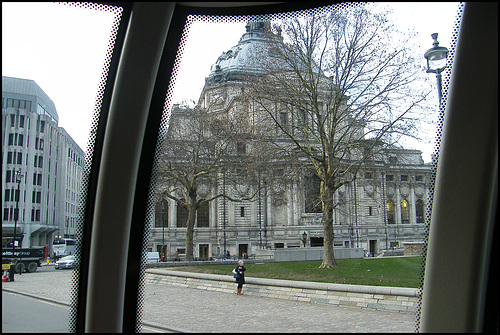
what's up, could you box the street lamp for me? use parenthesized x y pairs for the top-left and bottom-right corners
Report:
(301, 231), (308, 247)
(13, 170), (23, 271)
(161, 201), (165, 261)
(424, 33), (449, 107)
(222, 168), (227, 256)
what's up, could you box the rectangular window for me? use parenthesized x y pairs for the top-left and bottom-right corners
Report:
(240, 206), (245, 217)
(19, 115), (25, 128)
(32, 191), (42, 204)
(415, 175), (423, 182)
(32, 208), (38, 221)
(17, 152), (22, 164)
(197, 202), (209, 227)
(237, 142), (246, 155)
(401, 175), (408, 181)
(176, 203), (188, 228)
(365, 172), (373, 179)
(386, 174), (394, 181)
(279, 112), (287, 127)
(299, 110), (307, 125)
(33, 173), (42, 186)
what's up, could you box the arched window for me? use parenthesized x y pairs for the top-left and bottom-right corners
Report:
(386, 200), (395, 224)
(416, 199), (424, 223)
(401, 199), (409, 224)
(155, 199), (168, 228)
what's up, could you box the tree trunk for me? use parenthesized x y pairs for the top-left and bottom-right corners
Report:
(185, 196), (197, 261)
(319, 180), (337, 268)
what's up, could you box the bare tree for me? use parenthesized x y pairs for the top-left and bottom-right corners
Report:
(156, 105), (267, 260)
(247, 4), (430, 268)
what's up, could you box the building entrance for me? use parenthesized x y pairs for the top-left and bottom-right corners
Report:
(369, 240), (377, 257)
(238, 244), (248, 258)
(199, 244), (209, 260)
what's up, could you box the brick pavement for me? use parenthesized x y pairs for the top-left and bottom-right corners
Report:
(2, 264), (417, 332)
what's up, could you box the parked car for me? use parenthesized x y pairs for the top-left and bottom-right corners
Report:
(54, 255), (76, 270)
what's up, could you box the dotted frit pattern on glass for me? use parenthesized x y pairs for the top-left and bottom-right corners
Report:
(414, 2), (464, 332)
(150, 2), (452, 332)
(60, 2), (124, 332)
(61, 1), (464, 332)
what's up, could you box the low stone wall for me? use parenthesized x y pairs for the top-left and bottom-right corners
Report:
(273, 247), (364, 262)
(145, 269), (419, 313)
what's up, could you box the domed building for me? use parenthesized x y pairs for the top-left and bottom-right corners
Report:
(150, 22), (432, 261)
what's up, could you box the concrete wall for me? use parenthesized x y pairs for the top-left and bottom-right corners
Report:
(145, 269), (419, 313)
(273, 247), (364, 262)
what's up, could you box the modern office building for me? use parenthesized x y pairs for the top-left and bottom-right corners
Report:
(148, 22), (433, 260)
(2, 76), (85, 250)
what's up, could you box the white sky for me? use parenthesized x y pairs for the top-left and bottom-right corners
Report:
(2, 2), (461, 161)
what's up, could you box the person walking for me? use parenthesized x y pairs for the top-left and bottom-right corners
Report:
(233, 260), (246, 295)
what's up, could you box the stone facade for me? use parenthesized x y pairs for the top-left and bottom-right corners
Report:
(148, 22), (432, 260)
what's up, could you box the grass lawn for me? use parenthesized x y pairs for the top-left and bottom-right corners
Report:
(168, 256), (424, 288)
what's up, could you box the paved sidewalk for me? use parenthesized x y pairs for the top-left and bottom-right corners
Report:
(2, 265), (417, 333)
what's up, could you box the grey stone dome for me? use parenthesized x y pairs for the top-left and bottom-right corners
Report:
(205, 22), (276, 86)
(204, 21), (322, 87)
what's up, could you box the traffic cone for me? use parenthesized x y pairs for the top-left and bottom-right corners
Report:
(2, 270), (8, 282)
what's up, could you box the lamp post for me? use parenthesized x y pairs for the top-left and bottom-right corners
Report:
(13, 170), (24, 248)
(223, 168), (227, 256)
(424, 33), (449, 107)
(13, 170), (23, 272)
(161, 201), (165, 261)
(301, 231), (308, 247)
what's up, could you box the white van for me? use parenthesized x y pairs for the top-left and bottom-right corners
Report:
(146, 252), (160, 264)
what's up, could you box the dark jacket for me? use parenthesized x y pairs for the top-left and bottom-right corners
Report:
(234, 265), (246, 284)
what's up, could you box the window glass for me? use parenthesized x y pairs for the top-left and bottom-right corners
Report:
(2, 1), (122, 333)
(149, 2), (461, 331)
(401, 199), (410, 223)
(416, 199), (425, 223)
(1, 1), (463, 333)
